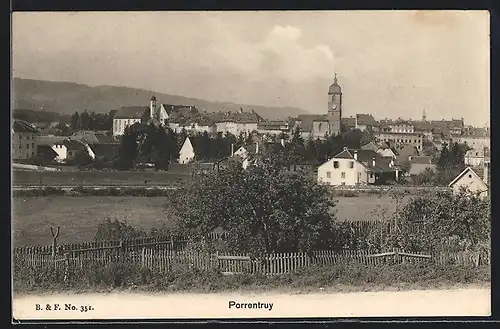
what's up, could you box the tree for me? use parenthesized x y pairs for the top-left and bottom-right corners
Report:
(114, 126), (138, 170)
(171, 157), (340, 255)
(386, 188), (490, 252)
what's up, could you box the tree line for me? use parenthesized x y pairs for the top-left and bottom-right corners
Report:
(70, 110), (115, 131)
(106, 124), (375, 171)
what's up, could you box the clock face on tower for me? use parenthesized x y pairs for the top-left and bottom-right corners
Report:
(331, 105), (337, 110)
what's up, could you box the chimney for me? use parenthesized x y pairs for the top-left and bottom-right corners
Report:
(343, 146), (348, 151)
(231, 143), (234, 157)
(281, 139), (285, 147)
(353, 151), (358, 160)
(255, 142), (259, 154)
(372, 157), (376, 167)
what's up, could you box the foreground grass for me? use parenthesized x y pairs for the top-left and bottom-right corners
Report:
(13, 262), (490, 295)
(13, 195), (404, 247)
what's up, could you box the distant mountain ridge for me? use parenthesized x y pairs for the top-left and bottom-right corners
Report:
(12, 78), (306, 121)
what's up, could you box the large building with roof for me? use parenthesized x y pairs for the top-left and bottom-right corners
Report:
(112, 96), (170, 136)
(12, 120), (39, 160)
(294, 74), (343, 139)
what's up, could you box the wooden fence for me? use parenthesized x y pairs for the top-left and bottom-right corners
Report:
(13, 247), (489, 277)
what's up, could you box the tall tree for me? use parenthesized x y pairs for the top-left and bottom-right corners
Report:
(171, 157), (340, 255)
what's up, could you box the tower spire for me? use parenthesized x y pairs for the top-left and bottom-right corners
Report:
(422, 109), (426, 121)
(334, 73), (338, 84)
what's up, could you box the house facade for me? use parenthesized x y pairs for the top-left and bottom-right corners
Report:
(12, 120), (39, 160)
(317, 148), (399, 186)
(374, 132), (424, 152)
(178, 137), (196, 164)
(448, 167), (488, 198)
(214, 109), (263, 136)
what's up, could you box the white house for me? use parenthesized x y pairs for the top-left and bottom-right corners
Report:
(214, 108), (263, 136)
(38, 138), (88, 163)
(317, 148), (399, 186)
(448, 167), (488, 198)
(178, 137), (196, 164)
(464, 147), (488, 167)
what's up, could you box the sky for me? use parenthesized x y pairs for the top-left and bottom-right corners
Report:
(12, 11), (490, 126)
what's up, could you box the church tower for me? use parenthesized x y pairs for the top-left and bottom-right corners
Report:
(327, 73), (342, 135)
(150, 95), (157, 122)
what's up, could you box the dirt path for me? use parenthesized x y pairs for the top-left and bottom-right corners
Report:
(13, 287), (490, 319)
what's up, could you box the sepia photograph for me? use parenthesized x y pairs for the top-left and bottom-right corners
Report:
(11, 10), (491, 320)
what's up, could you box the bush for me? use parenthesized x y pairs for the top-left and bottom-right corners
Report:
(93, 218), (147, 241)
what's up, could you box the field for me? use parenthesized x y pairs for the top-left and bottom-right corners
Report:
(13, 167), (192, 186)
(12, 195), (410, 247)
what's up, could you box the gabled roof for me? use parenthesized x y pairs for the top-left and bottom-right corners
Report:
(332, 148), (395, 172)
(448, 166), (488, 187)
(63, 139), (87, 151)
(356, 114), (377, 126)
(113, 106), (149, 119)
(361, 142), (380, 151)
(214, 110), (264, 124)
(13, 120), (39, 133)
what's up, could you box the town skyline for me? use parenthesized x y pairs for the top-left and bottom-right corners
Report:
(13, 11), (490, 126)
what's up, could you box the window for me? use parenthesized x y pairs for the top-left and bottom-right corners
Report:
(333, 161), (339, 168)
(370, 173), (374, 178)
(32, 151), (35, 156)
(19, 134), (23, 139)
(341, 182), (346, 186)
(349, 161), (354, 169)
(341, 172), (346, 178)
(32, 143), (35, 148)
(326, 172), (331, 178)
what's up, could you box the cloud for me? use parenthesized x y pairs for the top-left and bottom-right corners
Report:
(204, 24), (335, 84)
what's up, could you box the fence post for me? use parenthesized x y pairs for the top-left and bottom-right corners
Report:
(141, 247), (146, 268)
(50, 226), (60, 266)
(63, 252), (70, 284)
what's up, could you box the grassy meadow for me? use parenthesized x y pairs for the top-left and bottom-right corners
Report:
(12, 195), (410, 247)
(13, 168), (192, 186)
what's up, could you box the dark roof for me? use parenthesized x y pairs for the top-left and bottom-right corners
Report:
(70, 131), (100, 144)
(13, 120), (39, 133)
(257, 120), (289, 130)
(296, 114), (328, 132)
(214, 110), (264, 124)
(89, 143), (119, 157)
(341, 117), (356, 128)
(38, 136), (67, 146)
(36, 144), (58, 158)
(356, 114), (377, 126)
(64, 139), (87, 151)
(410, 156), (432, 165)
(333, 148), (395, 172)
(113, 106), (149, 119)
(361, 142), (380, 151)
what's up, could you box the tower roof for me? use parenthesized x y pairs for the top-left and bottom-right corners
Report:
(151, 95), (156, 101)
(328, 73), (342, 94)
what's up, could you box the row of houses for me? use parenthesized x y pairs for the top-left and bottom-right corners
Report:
(179, 135), (489, 198)
(12, 120), (118, 164)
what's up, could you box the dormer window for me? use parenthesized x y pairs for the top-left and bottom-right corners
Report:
(333, 161), (339, 168)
